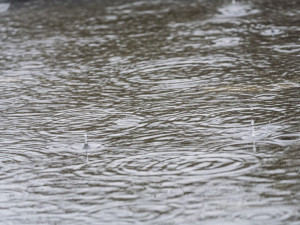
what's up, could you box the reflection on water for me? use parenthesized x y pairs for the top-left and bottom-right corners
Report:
(0, 0), (299, 224)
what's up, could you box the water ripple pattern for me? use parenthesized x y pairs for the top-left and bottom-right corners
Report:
(0, 0), (299, 224)
(107, 151), (259, 178)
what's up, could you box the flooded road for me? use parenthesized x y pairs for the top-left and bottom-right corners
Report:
(0, 0), (299, 224)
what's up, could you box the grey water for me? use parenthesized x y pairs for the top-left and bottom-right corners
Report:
(0, 0), (299, 224)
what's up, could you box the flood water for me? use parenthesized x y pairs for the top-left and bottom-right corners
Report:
(0, 0), (299, 224)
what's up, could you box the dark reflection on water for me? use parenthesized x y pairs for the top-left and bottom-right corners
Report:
(0, 0), (299, 224)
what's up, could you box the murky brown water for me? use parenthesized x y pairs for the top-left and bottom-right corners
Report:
(0, 0), (299, 224)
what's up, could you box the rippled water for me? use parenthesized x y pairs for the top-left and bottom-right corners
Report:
(0, 0), (299, 224)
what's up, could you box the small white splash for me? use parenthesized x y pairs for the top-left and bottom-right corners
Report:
(83, 132), (90, 162)
(217, 1), (259, 18)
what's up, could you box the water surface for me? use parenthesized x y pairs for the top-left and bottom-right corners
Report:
(0, 0), (299, 224)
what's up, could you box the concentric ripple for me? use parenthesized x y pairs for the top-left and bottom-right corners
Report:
(107, 151), (259, 178)
(0, 0), (299, 224)
(231, 206), (298, 223)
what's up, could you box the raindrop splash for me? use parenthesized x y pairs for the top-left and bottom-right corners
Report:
(83, 132), (90, 162)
